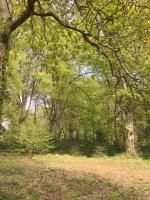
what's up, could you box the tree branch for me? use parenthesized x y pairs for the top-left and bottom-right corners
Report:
(33, 10), (90, 37)
(8, 0), (37, 33)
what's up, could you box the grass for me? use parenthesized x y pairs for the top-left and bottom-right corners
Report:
(0, 153), (149, 200)
(34, 152), (150, 163)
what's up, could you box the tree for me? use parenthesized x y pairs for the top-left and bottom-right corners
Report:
(0, 0), (149, 154)
(0, 0), (36, 128)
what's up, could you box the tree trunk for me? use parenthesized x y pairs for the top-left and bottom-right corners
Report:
(63, 122), (74, 140)
(64, 123), (69, 140)
(0, 0), (11, 129)
(0, 40), (7, 129)
(34, 101), (37, 124)
(123, 110), (135, 154)
(51, 120), (62, 141)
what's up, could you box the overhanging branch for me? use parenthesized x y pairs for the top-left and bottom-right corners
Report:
(33, 11), (90, 37)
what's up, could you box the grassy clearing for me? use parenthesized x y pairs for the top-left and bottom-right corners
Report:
(34, 153), (150, 164)
(0, 153), (149, 200)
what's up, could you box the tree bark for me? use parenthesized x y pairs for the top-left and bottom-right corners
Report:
(0, 0), (10, 128)
(34, 100), (37, 124)
(51, 119), (62, 141)
(63, 122), (74, 140)
(64, 123), (69, 140)
(123, 110), (135, 154)
(0, 0), (36, 128)
(0, 40), (7, 129)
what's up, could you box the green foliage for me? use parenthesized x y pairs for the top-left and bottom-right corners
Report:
(18, 119), (54, 154)
(53, 140), (122, 157)
(107, 191), (123, 200)
(1, 0), (149, 156)
(0, 191), (15, 200)
(0, 118), (54, 154)
(0, 133), (21, 151)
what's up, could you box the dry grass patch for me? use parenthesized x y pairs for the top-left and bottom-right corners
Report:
(34, 154), (150, 199)
(0, 153), (149, 200)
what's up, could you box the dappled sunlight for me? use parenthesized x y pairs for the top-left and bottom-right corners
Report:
(33, 154), (150, 197)
(0, 153), (150, 199)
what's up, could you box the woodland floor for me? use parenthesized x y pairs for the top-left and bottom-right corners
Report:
(0, 153), (150, 200)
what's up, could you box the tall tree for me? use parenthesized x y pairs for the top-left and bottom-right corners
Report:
(0, 0), (149, 154)
(0, 0), (36, 128)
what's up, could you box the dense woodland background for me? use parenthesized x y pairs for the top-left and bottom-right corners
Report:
(0, 0), (150, 157)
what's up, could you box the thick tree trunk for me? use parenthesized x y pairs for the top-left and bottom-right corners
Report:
(63, 123), (74, 140)
(64, 123), (69, 140)
(0, 0), (11, 129)
(117, 79), (136, 154)
(51, 120), (62, 141)
(123, 110), (135, 153)
(19, 100), (28, 124)
(19, 110), (26, 124)
(0, 40), (7, 129)
(0, 0), (36, 129)
(50, 96), (64, 141)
